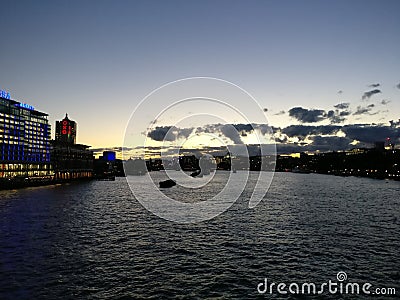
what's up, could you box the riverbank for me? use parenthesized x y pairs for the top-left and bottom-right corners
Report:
(0, 177), (94, 190)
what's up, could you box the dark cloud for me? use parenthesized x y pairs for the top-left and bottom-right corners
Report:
(146, 122), (400, 154)
(220, 124), (243, 144)
(258, 124), (273, 135)
(147, 126), (175, 141)
(339, 110), (351, 116)
(342, 124), (400, 143)
(276, 124), (399, 153)
(288, 106), (349, 124)
(389, 119), (400, 127)
(147, 126), (193, 142)
(195, 123), (273, 143)
(274, 110), (286, 115)
(329, 115), (346, 124)
(288, 107), (326, 123)
(396, 82), (400, 89)
(177, 128), (193, 139)
(275, 137), (353, 154)
(362, 89), (381, 100)
(275, 136), (288, 143)
(281, 125), (341, 138)
(233, 124), (255, 132)
(327, 110), (346, 123)
(334, 103), (350, 110)
(337, 90), (343, 94)
(263, 108), (268, 112)
(311, 136), (353, 151)
(368, 83), (380, 88)
(380, 99), (390, 105)
(353, 105), (374, 115)
(327, 110), (335, 118)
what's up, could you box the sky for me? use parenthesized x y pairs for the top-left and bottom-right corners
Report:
(0, 0), (399, 156)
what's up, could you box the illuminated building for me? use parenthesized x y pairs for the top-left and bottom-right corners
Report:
(0, 89), (52, 181)
(51, 114), (93, 180)
(93, 151), (118, 179)
(55, 113), (76, 144)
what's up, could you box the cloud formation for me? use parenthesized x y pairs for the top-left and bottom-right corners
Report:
(282, 125), (341, 137)
(362, 89), (381, 100)
(368, 83), (380, 88)
(380, 99), (390, 105)
(288, 107), (326, 123)
(342, 124), (399, 143)
(147, 126), (193, 142)
(120, 121), (400, 156)
(220, 124), (244, 144)
(274, 110), (286, 115)
(288, 106), (349, 124)
(389, 119), (400, 127)
(334, 103), (350, 110)
(353, 105), (374, 115)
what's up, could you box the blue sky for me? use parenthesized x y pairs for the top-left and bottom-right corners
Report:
(0, 0), (399, 151)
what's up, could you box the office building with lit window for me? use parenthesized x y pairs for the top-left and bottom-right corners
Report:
(55, 113), (76, 144)
(0, 89), (52, 184)
(51, 114), (93, 180)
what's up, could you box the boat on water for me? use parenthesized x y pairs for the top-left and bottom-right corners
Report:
(159, 179), (176, 188)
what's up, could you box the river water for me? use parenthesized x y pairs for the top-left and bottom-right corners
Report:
(0, 172), (399, 299)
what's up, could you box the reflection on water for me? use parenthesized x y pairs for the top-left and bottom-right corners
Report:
(0, 172), (399, 299)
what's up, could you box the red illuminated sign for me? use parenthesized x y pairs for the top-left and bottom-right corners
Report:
(62, 120), (69, 135)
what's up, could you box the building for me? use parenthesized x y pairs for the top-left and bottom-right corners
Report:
(93, 151), (124, 179)
(51, 114), (93, 180)
(0, 89), (52, 183)
(55, 113), (76, 144)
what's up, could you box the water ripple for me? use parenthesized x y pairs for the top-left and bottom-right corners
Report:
(0, 173), (399, 299)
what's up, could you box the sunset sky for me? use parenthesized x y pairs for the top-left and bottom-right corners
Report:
(0, 0), (399, 156)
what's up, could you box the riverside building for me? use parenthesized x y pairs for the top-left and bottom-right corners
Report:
(51, 114), (93, 180)
(0, 89), (52, 182)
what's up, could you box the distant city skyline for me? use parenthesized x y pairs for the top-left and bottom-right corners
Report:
(1, 0), (399, 154)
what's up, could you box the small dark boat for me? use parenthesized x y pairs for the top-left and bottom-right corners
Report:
(159, 179), (176, 188)
(190, 170), (201, 177)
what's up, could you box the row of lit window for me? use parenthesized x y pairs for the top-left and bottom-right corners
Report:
(0, 157), (50, 162)
(0, 134), (49, 140)
(0, 151), (50, 156)
(0, 113), (49, 123)
(0, 149), (50, 154)
(0, 138), (49, 143)
(0, 171), (53, 178)
(0, 119), (24, 125)
(0, 161), (51, 170)
(0, 157), (51, 163)
(2, 156), (51, 160)
(0, 125), (50, 132)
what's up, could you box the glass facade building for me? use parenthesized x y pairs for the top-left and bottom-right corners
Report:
(0, 92), (52, 179)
